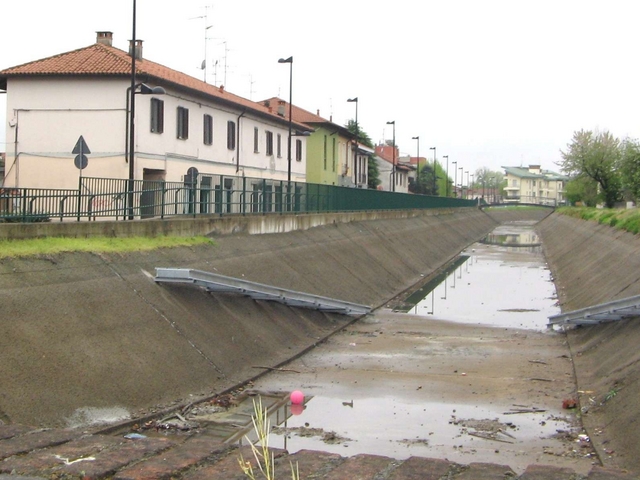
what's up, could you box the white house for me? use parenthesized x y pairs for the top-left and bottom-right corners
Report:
(0, 32), (311, 195)
(374, 144), (411, 193)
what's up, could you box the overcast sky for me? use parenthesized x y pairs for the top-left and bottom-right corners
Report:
(2, 0), (640, 178)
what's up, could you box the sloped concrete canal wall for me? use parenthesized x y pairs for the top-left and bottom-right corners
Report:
(0, 208), (499, 427)
(538, 213), (640, 474)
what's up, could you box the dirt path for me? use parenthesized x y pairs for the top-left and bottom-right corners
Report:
(250, 311), (596, 475)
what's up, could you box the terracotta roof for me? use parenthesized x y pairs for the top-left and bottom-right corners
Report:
(0, 43), (311, 131)
(375, 145), (398, 164)
(261, 97), (353, 138)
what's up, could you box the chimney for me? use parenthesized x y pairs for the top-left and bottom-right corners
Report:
(128, 39), (144, 60)
(96, 31), (113, 46)
(219, 85), (225, 93)
(277, 100), (286, 117)
(317, 109), (320, 116)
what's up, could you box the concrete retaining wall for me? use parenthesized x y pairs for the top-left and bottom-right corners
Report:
(0, 208), (472, 239)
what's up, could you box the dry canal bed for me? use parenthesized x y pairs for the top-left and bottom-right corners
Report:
(245, 224), (597, 474)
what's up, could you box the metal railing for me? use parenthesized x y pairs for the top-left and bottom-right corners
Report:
(0, 174), (477, 222)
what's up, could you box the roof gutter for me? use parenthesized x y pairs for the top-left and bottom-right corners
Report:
(236, 109), (247, 174)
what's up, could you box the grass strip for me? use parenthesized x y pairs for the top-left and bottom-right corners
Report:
(0, 235), (214, 258)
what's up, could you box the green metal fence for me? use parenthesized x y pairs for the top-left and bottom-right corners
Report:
(0, 174), (476, 222)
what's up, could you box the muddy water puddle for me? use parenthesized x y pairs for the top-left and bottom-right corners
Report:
(268, 395), (589, 469)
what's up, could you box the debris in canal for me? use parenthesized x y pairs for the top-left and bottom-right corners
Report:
(271, 425), (352, 445)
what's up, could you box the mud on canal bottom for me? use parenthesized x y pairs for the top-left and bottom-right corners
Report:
(249, 311), (597, 475)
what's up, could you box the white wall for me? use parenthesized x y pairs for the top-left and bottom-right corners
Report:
(4, 76), (307, 188)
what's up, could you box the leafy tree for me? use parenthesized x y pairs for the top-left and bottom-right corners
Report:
(346, 119), (379, 189)
(565, 176), (599, 206)
(560, 129), (622, 208)
(474, 168), (503, 198)
(346, 119), (373, 148)
(411, 163), (437, 195)
(619, 138), (640, 202)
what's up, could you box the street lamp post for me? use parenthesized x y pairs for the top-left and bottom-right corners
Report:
(470, 173), (475, 200)
(128, 0), (138, 220)
(387, 121), (396, 192)
(412, 136), (420, 192)
(465, 171), (469, 199)
(429, 147), (436, 195)
(452, 161), (457, 197)
(459, 166), (463, 198)
(278, 56), (293, 186)
(347, 97), (358, 186)
(127, 0), (166, 220)
(443, 155), (449, 197)
(490, 176), (496, 203)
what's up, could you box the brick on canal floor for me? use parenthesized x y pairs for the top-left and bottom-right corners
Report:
(320, 453), (399, 479)
(0, 425), (34, 441)
(453, 462), (516, 479)
(587, 465), (640, 480)
(387, 456), (456, 480)
(0, 435), (122, 475)
(518, 464), (578, 480)
(273, 449), (344, 478)
(181, 445), (287, 480)
(0, 429), (78, 460)
(113, 436), (232, 480)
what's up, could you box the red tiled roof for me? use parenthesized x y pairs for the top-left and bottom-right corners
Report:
(261, 97), (353, 138)
(375, 145), (398, 164)
(0, 43), (311, 131)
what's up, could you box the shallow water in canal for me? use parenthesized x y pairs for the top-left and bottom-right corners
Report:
(404, 221), (560, 330)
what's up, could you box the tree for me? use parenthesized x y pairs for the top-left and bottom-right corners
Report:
(559, 129), (622, 208)
(619, 138), (640, 202)
(565, 176), (599, 206)
(346, 119), (380, 189)
(410, 163), (437, 195)
(474, 167), (504, 198)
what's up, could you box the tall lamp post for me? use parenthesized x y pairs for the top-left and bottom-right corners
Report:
(128, 0), (138, 220)
(412, 136), (420, 192)
(347, 97), (358, 186)
(278, 56), (293, 185)
(465, 171), (469, 199)
(127, 0), (165, 220)
(387, 121), (396, 192)
(452, 161), (457, 197)
(459, 166), (463, 198)
(470, 173), (475, 200)
(429, 147), (437, 195)
(442, 155), (449, 197)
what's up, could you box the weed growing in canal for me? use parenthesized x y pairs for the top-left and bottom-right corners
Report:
(238, 396), (299, 480)
(604, 388), (619, 403)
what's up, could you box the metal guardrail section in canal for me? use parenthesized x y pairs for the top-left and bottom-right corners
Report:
(154, 268), (371, 316)
(548, 294), (640, 328)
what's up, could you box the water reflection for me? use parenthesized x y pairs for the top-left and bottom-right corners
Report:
(481, 224), (541, 248)
(405, 225), (559, 330)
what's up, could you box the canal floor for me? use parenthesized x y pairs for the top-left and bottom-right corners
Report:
(250, 222), (597, 474)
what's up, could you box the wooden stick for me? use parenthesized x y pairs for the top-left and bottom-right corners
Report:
(528, 360), (548, 365)
(252, 366), (301, 373)
(502, 408), (546, 415)
(468, 432), (514, 444)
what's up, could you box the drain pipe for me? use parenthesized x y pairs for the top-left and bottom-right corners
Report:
(236, 109), (246, 173)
